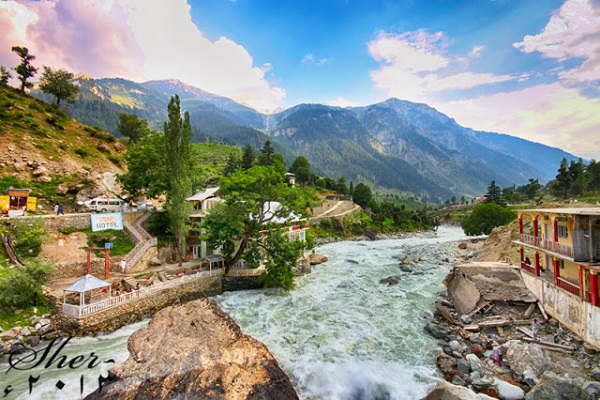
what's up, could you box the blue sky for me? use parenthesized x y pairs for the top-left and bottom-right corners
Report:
(1, 0), (599, 159)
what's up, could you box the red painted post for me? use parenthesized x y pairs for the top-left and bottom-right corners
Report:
(579, 266), (584, 298)
(553, 259), (560, 285)
(87, 248), (91, 275)
(519, 217), (523, 234)
(519, 247), (524, 263)
(591, 272), (599, 307)
(534, 252), (540, 276)
(104, 248), (110, 280)
(553, 220), (559, 242)
(532, 218), (538, 238)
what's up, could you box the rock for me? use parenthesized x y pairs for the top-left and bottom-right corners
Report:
(525, 371), (592, 400)
(466, 353), (482, 373)
(461, 314), (474, 324)
(506, 343), (551, 380)
(379, 275), (401, 285)
(37, 174), (52, 183)
(0, 330), (18, 341)
(423, 381), (496, 399)
(309, 253), (328, 265)
(591, 367), (600, 381)
(523, 369), (539, 388)
(452, 375), (467, 386)
(425, 322), (450, 339)
(457, 358), (470, 376)
(32, 165), (48, 176)
(37, 322), (54, 336)
(494, 378), (525, 400)
(437, 353), (457, 375)
(26, 335), (40, 347)
(584, 381), (600, 399)
(55, 184), (69, 195)
(458, 243), (468, 250)
(83, 298), (299, 400)
(470, 344), (485, 358)
(449, 340), (465, 353)
(20, 327), (31, 336)
(147, 257), (162, 267)
(13, 161), (26, 170)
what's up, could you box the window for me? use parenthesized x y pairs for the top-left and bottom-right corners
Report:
(558, 225), (569, 238)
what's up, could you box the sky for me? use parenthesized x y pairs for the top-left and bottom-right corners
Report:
(1, 0), (599, 159)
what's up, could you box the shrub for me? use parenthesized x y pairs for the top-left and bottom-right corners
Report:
(461, 203), (516, 236)
(7, 218), (47, 258)
(0, 262), (53, 309)
(74, 148), (89, 158)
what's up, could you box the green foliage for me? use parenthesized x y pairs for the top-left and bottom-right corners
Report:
(353, 183), (372, 208)
(484, 180), (505, 206)
(39, 66), (79, 107)
(0, 65), (11, 86)
(256, 139), (275, 167)
(117, 113), (149, 143)
(87, 229), (135, 257)
(241, 144), (256, 170)
(259, 230), (305, 290)
(5, 218), (47, 258)
(461, 203), (516, 236)
(0, 261), (53, 309)
(11, 46), (37, 93)
(289, 156), (311, 185)
(74, 148), (89, 158)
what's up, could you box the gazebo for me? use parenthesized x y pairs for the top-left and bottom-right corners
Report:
(63, 274), (111, 307)
(205, 255), (225, 272)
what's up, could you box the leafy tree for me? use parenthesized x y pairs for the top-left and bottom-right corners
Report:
(256, 139), (276, 167)
(260, 229), (306, 290)
(289, 156), (311, 185)
(163, 95), (194, 266)
(117, 113), (149, 143)
(337, 177), (348, 194)
(11, 46), (37, 93)
(7, 218), (48, 258)
(552, 158), (571, 198)
(118, 130), (167, 197)
(352, 183), (372, 208)
(223, 152), (241, 176)
(241, 144), (255, 170)
(461, 203), (516, 236)
(0, 262), (53, 309)
(568, 158), (586, 196)
(519, 178), (541, 200)
(586, 160), (600, 193)
(38, 66), (79, 107)
(202, 165), (310, 288)
(0, 65), (11, 86)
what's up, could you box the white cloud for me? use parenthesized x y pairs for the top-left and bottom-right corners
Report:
(368, 30), (513, 103)
(513, 0), (600, 83)
(469, 45), (485, 59)
(0, 0), (285, 111)
(302, 53), (330, 66)
(435, 83), (600, 159)
(327, 97), (357, 108)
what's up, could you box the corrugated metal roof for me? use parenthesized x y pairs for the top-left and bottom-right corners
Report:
(64, 274), (110, 293)
(519, 207), (600, 216)
(186, 187), (220, 202)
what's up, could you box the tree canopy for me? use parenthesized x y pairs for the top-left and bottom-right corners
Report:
(39, 66), (79, 107)
(11, 46), (37, 93)
(117, 113), (149, 143)
(461, 203), (516, 236)
(0, 65), (11, 86)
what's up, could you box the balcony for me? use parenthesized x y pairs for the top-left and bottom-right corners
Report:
(520, 261), (537, 275)
(519, 234), (574, 258)
(556, 277), (581, 296)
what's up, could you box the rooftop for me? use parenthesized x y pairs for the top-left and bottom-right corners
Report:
(518, 207), (600, 216)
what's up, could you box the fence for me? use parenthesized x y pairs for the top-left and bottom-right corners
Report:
(62, 269), (223, 318)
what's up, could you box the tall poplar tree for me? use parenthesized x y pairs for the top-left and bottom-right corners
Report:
(163, 95), (193, 266)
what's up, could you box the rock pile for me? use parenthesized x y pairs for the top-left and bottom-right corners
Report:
(0, 314), (57, 359)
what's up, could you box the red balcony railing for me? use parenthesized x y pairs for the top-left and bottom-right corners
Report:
(519, 234), (574, 258)
(556, 277), (581, 296)
(520, 261), (536, 275)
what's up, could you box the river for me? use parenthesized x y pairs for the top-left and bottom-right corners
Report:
(0, 226), (468, 400)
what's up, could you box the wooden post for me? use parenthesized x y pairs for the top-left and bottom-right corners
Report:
(591, 271), (599, 307)
(104, 248), (110, 280)
(534, 252), (540, 276)
(553, 258), (560, 285)
(519, 216), (523, 234)
(520, 246), (524, 263)
(87, 248), (91, 275)
(579, 265), (584, 298)
(533, 217), (538, 238)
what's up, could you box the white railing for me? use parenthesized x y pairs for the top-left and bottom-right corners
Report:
(62, 269), (223, 318)
(123, 209), (158, 270)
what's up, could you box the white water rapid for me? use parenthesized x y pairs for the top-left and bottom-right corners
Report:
(216, 225), (470, 400)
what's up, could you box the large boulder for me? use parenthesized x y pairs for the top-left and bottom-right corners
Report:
(506, 343), (551, 381)
(525, 371), (592, 400)
(423, 381), (496, 399)
(84, 298), (298, 400)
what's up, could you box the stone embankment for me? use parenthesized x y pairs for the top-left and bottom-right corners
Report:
(424, 241), (600, 400)
(0, 313), (57, 361)
(84, 298), (299, 400)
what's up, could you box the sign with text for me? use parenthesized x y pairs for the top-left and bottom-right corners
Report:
(90, 213), (123, 232)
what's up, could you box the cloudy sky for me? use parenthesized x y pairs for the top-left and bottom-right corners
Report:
(1, 0), (599, 159)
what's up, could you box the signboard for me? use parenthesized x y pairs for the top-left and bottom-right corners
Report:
(90, 213), (124, 232)
(105, 242), (113, 249)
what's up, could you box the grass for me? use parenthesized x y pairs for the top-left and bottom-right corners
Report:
(0, 305), (53, 331)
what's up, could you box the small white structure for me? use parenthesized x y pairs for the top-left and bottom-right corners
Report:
(63, 274), (111, 307)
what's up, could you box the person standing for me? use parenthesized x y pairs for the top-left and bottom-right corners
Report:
(531, 319), (540, 340)
(493, 342), (503, 367)
(54, 204), (59, 215)
(57, 203), (64, 215)
(120, 259), (127, 274)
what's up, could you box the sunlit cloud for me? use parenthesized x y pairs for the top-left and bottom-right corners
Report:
(302, 53), (330, 66)
(368, 30), (514, 103)
(513, 0), (600, 84)
(327, 97), (357, 108)
(0, 0), (285, 111)
(435, 83), (600, 159)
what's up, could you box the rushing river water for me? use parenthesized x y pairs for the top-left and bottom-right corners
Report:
(0, 226), (468, 400)
(216, 225), (469, 400)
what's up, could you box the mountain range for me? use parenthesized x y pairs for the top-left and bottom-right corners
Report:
(34, 76), (578, 202)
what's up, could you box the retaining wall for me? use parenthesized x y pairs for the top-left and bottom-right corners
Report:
(57, 275), (222, 336)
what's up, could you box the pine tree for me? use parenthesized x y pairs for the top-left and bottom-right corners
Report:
(256, 139), (275, 166)
(241, 144), (255, 170)
(484, 180), (505, 206)
(0, 65), (11, 86)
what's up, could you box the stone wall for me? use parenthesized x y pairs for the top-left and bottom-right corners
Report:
(42, 214), (91, 231)
(222, 275), (262, 292)
(57, 275), (222, 336)
(53, 259), (121, 279)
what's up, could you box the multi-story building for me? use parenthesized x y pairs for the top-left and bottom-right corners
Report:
(514, 207), (600, 347)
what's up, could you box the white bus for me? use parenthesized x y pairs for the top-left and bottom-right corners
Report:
(86, 197), (124, 213)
